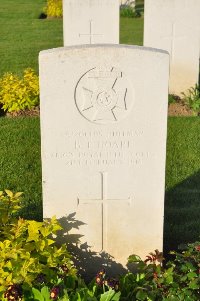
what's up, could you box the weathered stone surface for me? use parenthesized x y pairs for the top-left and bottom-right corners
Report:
(63, 0), (119, 46)
(144, 0), (200, 95)
(39, 45), (169, 271)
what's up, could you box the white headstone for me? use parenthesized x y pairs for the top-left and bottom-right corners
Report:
(144, 0), (200, 96)
(63, 0), (119, 46)
(39, 45), (169, 268)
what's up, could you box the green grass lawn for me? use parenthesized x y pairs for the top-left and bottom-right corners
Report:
(120, 17), (143, 45)
(0, 0), (200, 255)
(0, 0), (63, 76)
(0, 0), (144, 76)
(164, 118), (200, 253)
(0, 117), (42, 220)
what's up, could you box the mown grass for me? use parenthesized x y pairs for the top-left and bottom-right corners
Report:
(0, 0), (144, 76)
(0, 0), (63, 76)
(120, 17), (143, 46)
(164, 117), (200, 252)
(0, 117), (42, 220)
(0, 0), (200, 254)
(120, 0), (144, 46)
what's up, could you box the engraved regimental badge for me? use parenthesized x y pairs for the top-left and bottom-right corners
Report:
(75, 67), (134, 124)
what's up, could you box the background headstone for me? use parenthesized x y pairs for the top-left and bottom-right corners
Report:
(39, 45), (169, 271)
(63, 0), (119, 46)
(144, 0), (200, 96)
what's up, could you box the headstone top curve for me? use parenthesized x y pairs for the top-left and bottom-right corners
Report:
(39, 44), (169, 58)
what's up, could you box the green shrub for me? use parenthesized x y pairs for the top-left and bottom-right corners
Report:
(29, 244), (200, 300)
(181, 84), (200, 114)
(44, 0), (63, 18)
(168, 94), (181, 105)
(1, 190), (200, 300)
(0, 69), (39, 113)
(0, 190), (76, 301)
(119, 246), (200, 300)
(120, 6), (141, 18)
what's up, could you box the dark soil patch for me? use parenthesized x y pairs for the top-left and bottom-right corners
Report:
(168, 103), (195, 117)
(6, 107), (40, 118)
(0, 107), (5, 117)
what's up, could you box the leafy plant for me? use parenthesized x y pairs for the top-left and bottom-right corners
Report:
(119, 246), (200, 300)
(43, 0), (63, 18)
(0, 190), (76, 301)
(31, 269), (121, 301)
(1, 190), (200, 300)
(0, 69), (39, 113)
(168, 94), (181, 105)
(120, 6), (141, 18)
(181, 84), (200, 114)
(30, 245), (200, 300)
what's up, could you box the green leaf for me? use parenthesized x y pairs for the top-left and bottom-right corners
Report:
(75, 292), (81, 301)
(41, 286), (51, 301)
(26, 221), (41, 242)
(5, 190), (13, 197)
(32, 288), (44, 301)
(100, 290), (114, 301)
(111, 291), (121, 301)
(14, 192), (23, 198)
(136, 290), (148, 301)
(128, 254), (142, 263)
(189, 280), (199, 290)
(100, 289), (120, 301)
(165, 275), (173, 284)
(187, 272), (197, 280)
(47, 239), (55, 246)
(136, 273), (145, 282)
(36, 239), (46, 251)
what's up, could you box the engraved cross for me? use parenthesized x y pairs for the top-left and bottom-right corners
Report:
(162, 23), (186, 62)
(77, 172), (131, 251)
(79, 20), (103, 44)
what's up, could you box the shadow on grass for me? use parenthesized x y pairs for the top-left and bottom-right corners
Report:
(0, 106), (6, 117)
(38, 12), (47, 19)
(136, 0), (144, 14)
(56, 213), (127, 282)
(164, 169), (200, 257)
